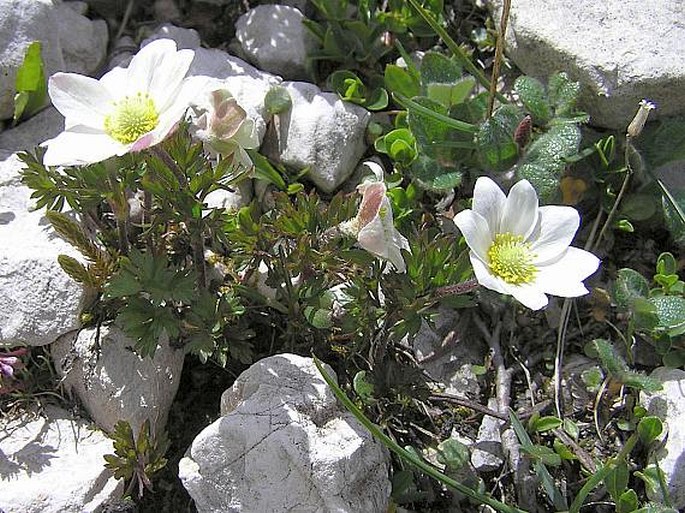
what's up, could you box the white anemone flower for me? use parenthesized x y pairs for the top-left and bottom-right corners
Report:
(454, 176), (600, 310)
(41, 39), (208, 167)
(340, 163), (410, 272)
(188, 82), (260, 169)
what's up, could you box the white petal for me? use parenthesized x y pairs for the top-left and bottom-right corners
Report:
(130, 40), (194, 110)
(125, 39), (178, 95)
(42, 128), (123, 166)
(454, 209), (492, 262)
(535, 247), (600, 297)
(506, 283), (549, 310)
(357, 216), (407, 272)
(530, 205), (580, 264)
(99, 66), (128, 98)
(500, 179), (539, 238)
(232, 118), (261, 149)
(472, 176), (506, 234)
(48, 73), (111, 129)
(470, 253), (509, 294)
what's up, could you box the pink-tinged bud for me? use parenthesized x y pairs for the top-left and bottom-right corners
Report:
(626, 99), (656, 139)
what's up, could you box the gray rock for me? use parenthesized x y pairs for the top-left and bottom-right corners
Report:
(190, 46), (283, 144)
(143, 23), (202, 50)
(55, 1), (108, 75)
(0, 106), (64, 153)
(411, 306), (484, 399)
(471, 397), (505, 472)
(0, 0), (107, 121)
(487, 0), (685, 129)
(0, 153), (87, 347)
(641, 367), (685, 509)
(51, 325), (185, 434)
(0, 405), (123, 513)
(263, 81), (370, 193)
(235, 5), (318, 81)
(179, 353), (391, 513)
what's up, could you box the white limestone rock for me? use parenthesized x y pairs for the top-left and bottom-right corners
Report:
(51, 325), (185, 434)
(0, 0), (108, 121)
(235, 5), (318, 81)
(486, 0), (685, 129)
(0, 153), (87, 347)
(179, 353), (391, 513)
(263, 81), (370, 193)
(190, 47), (283, 144)
(641, 367), (685, 509)
(204, 179), (253, 212)
(0, 405), (123, 513)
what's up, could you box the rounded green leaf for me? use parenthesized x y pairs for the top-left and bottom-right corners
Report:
(514, 75), (551, 124)
(612, 268), (650, 310)
(436, 438), (470, 471)
(637, 416), (663, 445)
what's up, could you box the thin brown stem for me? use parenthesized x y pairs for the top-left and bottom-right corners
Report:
(487, 0), (512, 118)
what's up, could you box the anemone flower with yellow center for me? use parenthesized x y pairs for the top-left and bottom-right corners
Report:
(338, 163), (410, 272)
(454, 176), (600, 310)
(41, 39), (208, 167)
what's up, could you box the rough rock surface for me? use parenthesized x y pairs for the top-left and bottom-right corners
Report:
(411, 306), (484, 399)
(179, 353), (391, 513)
(235, 5), (318, 81)
(0, 152), (87, 347)
(641, 367), (685, 509)
(486, 0), (685, 129)
(0, 0), (107, 121)
(0, 405), (123, 513)
(263, 81), (370, 193)
(51, 325), (185, 434)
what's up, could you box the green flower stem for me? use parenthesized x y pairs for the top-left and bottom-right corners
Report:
(393, 93), (477, 133)
(313, 356), (528, 513)
(406, 0), (508, 105)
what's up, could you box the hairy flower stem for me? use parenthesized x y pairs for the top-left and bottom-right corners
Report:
(433, 278), (479, 299)
(151, 145), (206, 288)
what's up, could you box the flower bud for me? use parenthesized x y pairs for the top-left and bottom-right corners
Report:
(626, 99), (656, 139)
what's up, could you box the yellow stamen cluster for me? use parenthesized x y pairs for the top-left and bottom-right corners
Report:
(487, 233), (537, 284)
(104, 92), (159, 144)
